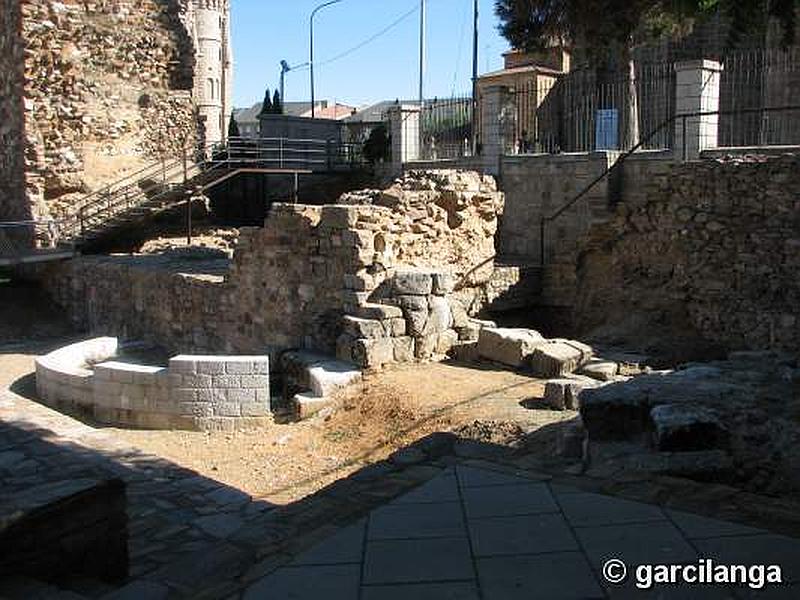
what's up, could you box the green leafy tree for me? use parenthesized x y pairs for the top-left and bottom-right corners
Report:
(258, 88), (273, 117)
(228, 110), (241, 138)
(363, 124), (391, 164)
(494, 0), (798, 147)
(272, 90), (284, 115)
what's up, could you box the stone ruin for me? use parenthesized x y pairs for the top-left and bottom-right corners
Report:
(30, 170), (532, 421)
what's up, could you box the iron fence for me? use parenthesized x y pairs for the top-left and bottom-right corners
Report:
(719, 47), (800, 147)
(511, 62), (676, 154)
(420, 96), (474, 159)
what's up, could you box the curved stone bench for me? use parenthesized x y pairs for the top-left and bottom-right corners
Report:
(36, 339), (271, 431)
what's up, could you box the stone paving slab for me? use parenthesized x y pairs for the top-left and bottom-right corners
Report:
(243, 467), (800, 599)
(5, 366), (800, 599)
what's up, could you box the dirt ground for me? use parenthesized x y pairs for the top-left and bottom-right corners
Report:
(110, 363), (571, 504)
(1, 276), (573, 505)
(1, 343), (568, 504)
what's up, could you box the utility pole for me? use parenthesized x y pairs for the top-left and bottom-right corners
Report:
(418, 0), (426, 108)
(471, 0), (479, 155)
(280, 60), (290, 104)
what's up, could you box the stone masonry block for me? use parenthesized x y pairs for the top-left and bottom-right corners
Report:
(343, 316), (386, 339)
(196, 388), (227, 403)
(543, 378), (602, 411)
(436, 330), (459, 355)
(353, 303), (404, 320)
(384, 317), (407, 337)
(393, 336), (415, 363)
(226, 388), (257, 403)
(215, 402), (243, 417)
(181, 374), (214, 389)
(477, 328), (548, 368)
(169, 357), (197, 374)
(171, 388), (198, 403)
(426, 296), (453, 334)
(530, 340), (593, 378)
(195, 360), (226, 375)
(415, 335), (437, 360)
(393, 270), (433, 295)
(212, 375), (241, 388)
(252, 360), (270, 375)
(239, 375), (270, 389)
(432, 272), (455, 295)
(224, 361), (254, 375)
(353, 338), (394, 369)
(177, 402), (215, 418)
(120, 384), (145, 402)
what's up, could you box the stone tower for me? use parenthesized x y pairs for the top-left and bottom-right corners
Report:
(186, 0), (234, 146)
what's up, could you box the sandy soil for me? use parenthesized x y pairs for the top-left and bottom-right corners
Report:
(112, 363), (569, 504)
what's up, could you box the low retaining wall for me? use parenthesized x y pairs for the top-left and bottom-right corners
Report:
(35, 338), (272, 431)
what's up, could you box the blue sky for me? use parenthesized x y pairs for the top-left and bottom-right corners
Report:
(231, 0), (510, 108)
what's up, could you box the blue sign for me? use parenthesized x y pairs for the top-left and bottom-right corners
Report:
(596, 109), (619, 150)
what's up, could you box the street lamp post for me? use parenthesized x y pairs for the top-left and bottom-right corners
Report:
(310, 0), (342, 119)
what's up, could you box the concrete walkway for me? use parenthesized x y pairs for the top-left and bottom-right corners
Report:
(244, 466), (800, 600)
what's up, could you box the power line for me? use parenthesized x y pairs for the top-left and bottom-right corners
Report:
(318, 3), (420, 67)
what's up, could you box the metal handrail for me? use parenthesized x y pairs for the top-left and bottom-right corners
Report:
(58, 136), (365, 242)
(539, 104), (800, 266)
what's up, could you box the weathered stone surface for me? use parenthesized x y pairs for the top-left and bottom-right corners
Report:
(398, 295), (429, 337)
(352, 338), (394, 369)
(393, 271), (433, 295)
(529, 340), (592, 378)
(578, 359), (619, 382)
(431, 272), (455, 295)
(650, 404), (729, 452)
(579, 380), (653, 441)
(392, 337), (415, 362)
(543, 377), (603, 411)
(436, 330), (459, 356)
(426, 296), (453, 334)
(477, 328), (547, 368)
(343, 316), (385, 339)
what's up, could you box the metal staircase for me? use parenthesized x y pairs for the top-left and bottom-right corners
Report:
(57, 136), (364, 246)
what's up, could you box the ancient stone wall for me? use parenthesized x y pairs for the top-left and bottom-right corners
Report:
(1, 0), (200, 221)
(0, 0), (28, 219)
(498, 152), (618, 264)
(33, 171), (508, 366)
(575, 153), (800, 355)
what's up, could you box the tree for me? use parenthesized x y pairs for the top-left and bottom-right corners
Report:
(258, 88), (273, 117)
(363, 124), (391, 164)
(272, 90), (283, 115)
(494, 0), (799, 148)
(228, 110), (241, 138)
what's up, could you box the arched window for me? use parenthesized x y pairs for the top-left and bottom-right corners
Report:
(207, 78), (214, 100)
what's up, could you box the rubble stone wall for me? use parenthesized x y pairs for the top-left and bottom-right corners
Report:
(575, 153), (800, 354)
(34, 171), (509, 366)
(0, 0), (27, 219)
(1, 0), (198, 221)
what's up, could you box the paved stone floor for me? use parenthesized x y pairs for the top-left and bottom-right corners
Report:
(243, 466), (800, 600)
(2, 353), (800, 599)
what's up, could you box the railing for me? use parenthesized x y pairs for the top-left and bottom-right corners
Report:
(56, 136), (364, 241)
(420, 96), (475, 160)
(511, 63), (676, 154)
(0, 220), (63, 262)
(539, 105), (800, 267)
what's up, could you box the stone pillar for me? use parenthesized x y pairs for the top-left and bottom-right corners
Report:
(387, 104), (421, 173)
(480, 85), (513, 176)
(674, 60), (723, 160)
